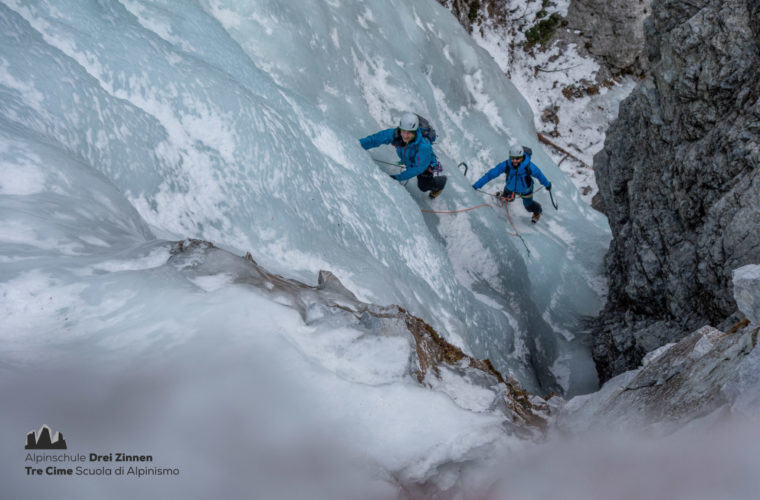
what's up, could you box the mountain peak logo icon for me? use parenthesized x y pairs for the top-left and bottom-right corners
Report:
(26, 425), (67, 450)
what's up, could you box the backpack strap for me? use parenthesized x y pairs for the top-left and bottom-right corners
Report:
(524, 162), (533, 187)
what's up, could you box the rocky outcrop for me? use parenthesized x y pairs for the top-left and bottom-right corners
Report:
(734, 265), (760, 325)
(169, 239), (550, 434)
(593, 0), (760, 382)
(563, 258), (760, 429)
(560, 322), (760, 432)
(439, 0), (652, 80)
(435, 0), (509, 34)
(564, 0), (652, 78)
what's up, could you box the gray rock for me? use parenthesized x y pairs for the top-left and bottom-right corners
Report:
(565, 0), (652, 76)
(593, 0), (760, 381)
(434, 0), (509, 34)
(561, 323), (760, 432)
(733, 265), (760, 325)
(439, 0), (653, 83)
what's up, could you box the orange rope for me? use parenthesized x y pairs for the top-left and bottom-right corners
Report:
(476, 191), (531, 254)
(502, 199), (519, 237)
(421, 193), (521, 236)
(419, 191), (530, 254)
(473, 191), (520, 236)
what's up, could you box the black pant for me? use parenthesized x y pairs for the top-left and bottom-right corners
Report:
(417, 171), (447, 192)
(501, 189), (542, 215)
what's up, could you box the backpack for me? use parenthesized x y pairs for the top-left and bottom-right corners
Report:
(415, 114), (437, 144)
(415, 115), (442, 173)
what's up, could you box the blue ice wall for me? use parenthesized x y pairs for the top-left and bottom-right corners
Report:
(0, 0), (609, 394)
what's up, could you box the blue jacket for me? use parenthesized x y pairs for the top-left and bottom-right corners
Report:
(359, 128), (437, 181)
(473, 154), (551, 194)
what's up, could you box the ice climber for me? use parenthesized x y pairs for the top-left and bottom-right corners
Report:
(359, 112), (447, 199)
(472, 143), (552, 224)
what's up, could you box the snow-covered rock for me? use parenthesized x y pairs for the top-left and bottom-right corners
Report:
(560, 323), (760, 433)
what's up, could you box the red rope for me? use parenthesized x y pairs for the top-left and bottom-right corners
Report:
(501, 199), (520, 237)
(473, 191), (521, 237)
(420, 196), (521, 237)
(422, 190), (530, 255)
(420, 193), (531, 254)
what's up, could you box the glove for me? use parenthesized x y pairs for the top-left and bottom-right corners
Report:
(389, 174), (398, 180)
(472, 185), (478, 190)
(499, 190), (515, 201)
(546, 183), (552, 191)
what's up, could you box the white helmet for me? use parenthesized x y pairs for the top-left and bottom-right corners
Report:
(398, 112), (419, 131)
(509, 143), (524, 159)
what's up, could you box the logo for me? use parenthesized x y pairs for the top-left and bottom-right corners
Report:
(22, 425), (182, 478)
(25, 425), (67, 450)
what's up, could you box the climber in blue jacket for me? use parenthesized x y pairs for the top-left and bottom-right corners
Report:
(473, 144), (552, 223)
(359, 112), (447, 199)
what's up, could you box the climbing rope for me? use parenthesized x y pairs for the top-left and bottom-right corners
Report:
(372, 157), (410, 185)
(478, 190), (532, 255)
(373, 158), (532, 253)
(504, 206), (531, 255)
(372, 158), (404, 168)
(422, 189), (531, 256)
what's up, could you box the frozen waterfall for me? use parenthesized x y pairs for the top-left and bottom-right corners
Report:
(1, 0), (611, 497)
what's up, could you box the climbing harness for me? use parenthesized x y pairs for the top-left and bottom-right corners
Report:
(500, 185), (546, 199)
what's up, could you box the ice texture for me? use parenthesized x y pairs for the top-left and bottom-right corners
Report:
(0, 0), (610, 395)
(0, 1), (614, 497)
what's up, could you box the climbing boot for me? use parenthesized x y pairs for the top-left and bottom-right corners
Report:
(531, 212), (541, 224)
(429, 188), (444, 199)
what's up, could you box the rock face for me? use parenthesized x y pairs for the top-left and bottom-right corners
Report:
(435, 0), (508, 34)
(593, 0), (760, 382)
(734, 265), (760, 326)
(562, 249), (760, 430)
(440, 0), (652, 80)
(565, 0), (652, 77)
(170, 239), (550, 434)
(560, 322), (760, 432)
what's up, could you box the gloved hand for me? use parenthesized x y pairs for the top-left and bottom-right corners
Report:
(472, 185), (478, 190)
(389, 174), (398, 180)
(499, 190), (515, 201)
(546, 183), (552, 191)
